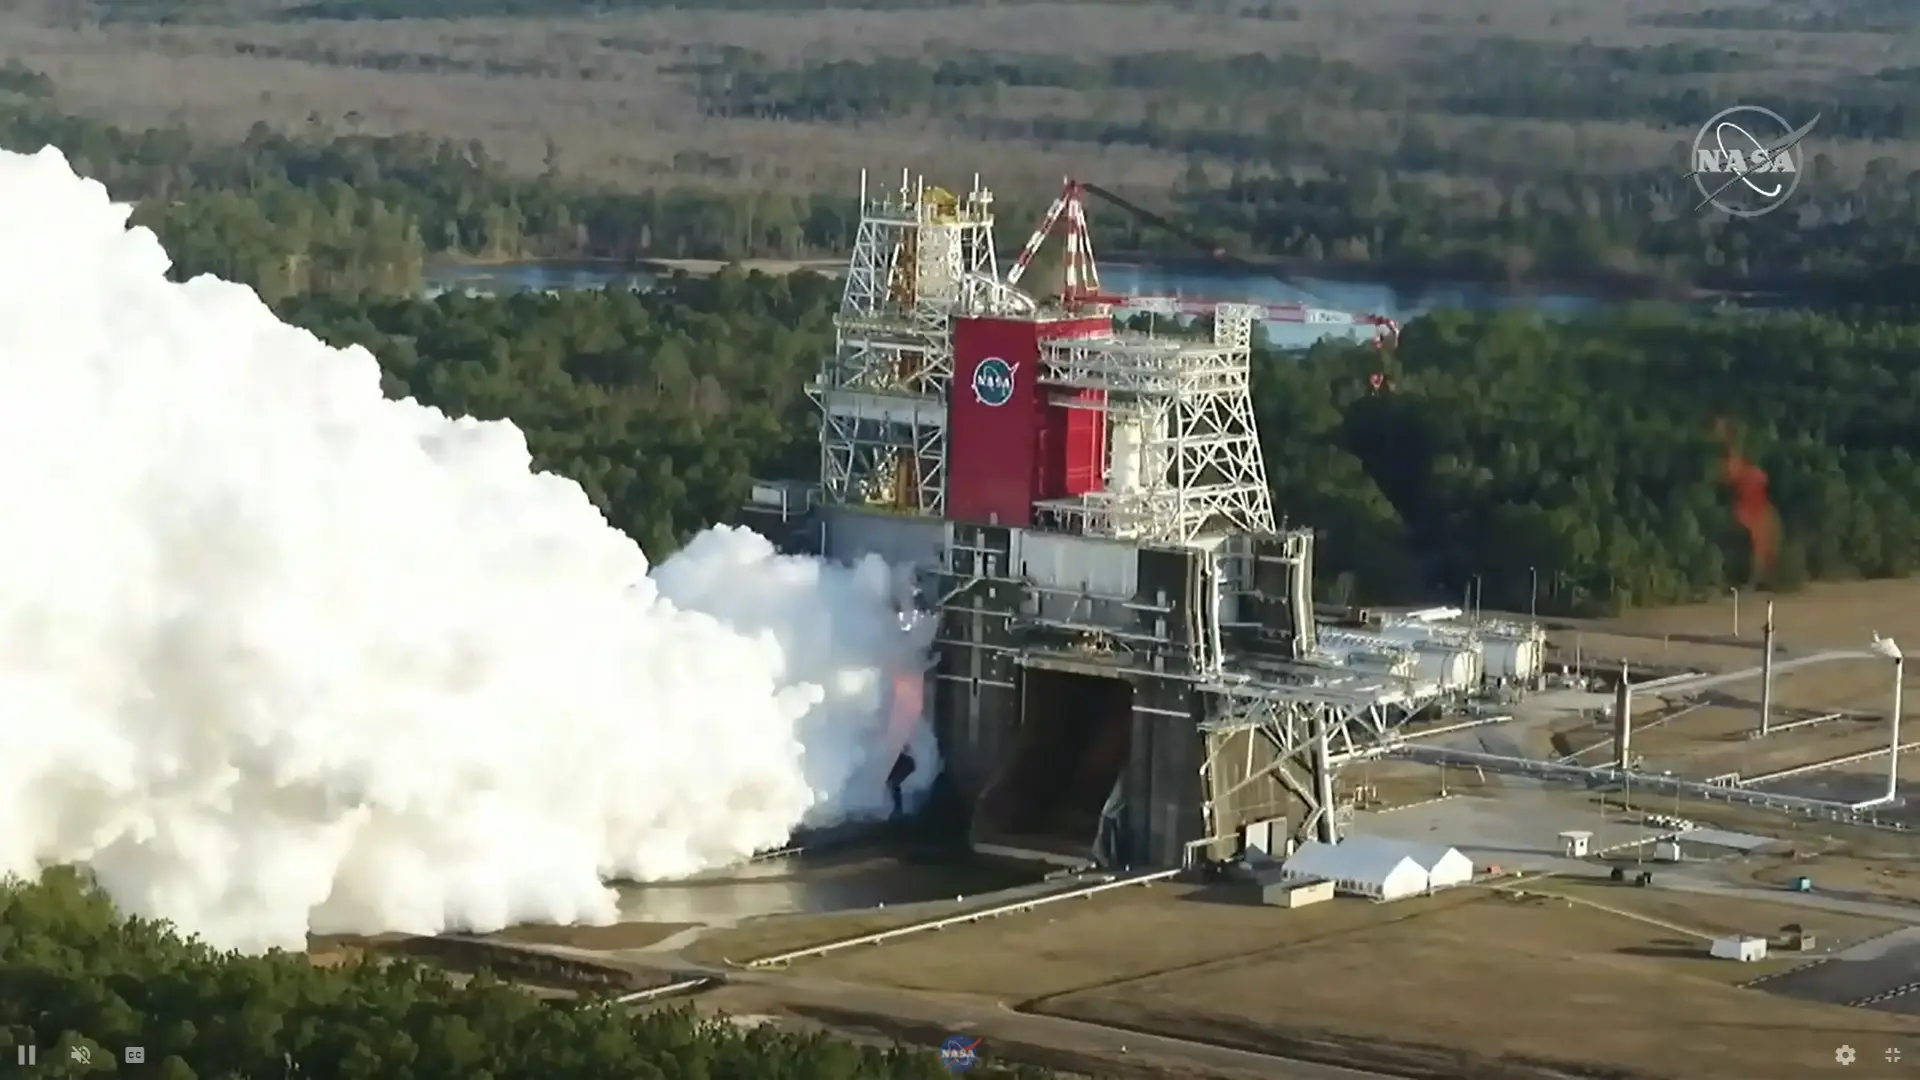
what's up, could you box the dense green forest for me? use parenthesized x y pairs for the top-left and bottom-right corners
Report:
(1257, 307), (1920, 612)
(2, 56), (1914, 299)
(6, 65), (1918, 618)
(0, 870), (1045, 1080)
(281, 268), (1920, 616)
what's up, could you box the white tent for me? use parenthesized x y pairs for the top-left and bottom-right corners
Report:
(1280, 839), (1430, 901)
(1280, 836), (1474, 901)
(1399, 841), (1474, 888)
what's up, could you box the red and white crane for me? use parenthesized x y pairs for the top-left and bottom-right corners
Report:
(1004, 177), (1399, 347)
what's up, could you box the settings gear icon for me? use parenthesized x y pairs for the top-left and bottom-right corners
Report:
(1837, 1045), (1858, 1065)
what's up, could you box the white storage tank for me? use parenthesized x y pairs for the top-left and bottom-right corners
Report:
(1414, 643), (1483, 693)
(1483, 629), (1545, 681)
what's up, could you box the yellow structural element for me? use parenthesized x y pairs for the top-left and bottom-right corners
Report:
(923, 186), (959, 223)
(887, 228), (919, 309)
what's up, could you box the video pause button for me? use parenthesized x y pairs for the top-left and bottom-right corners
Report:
(14, 1045), (35, 1066)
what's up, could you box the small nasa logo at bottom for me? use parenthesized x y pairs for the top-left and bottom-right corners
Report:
(938, 1033), (982, 1072)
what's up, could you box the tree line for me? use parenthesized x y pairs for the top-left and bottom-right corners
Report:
(681, 43), (1920, 293)
(0, 870), (1047, 1080)
(1262, 305), (1920, 613)
(6, 63), (1918, 301)
(278, 267), (1920, 618)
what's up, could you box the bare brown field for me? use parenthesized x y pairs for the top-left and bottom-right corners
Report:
(1606, 580), (1920, 655)
(796, 882), (1483, 996)
(1742, 847), (1920, 906)
(1036, 888), (1915, 1080)
(1541, 580), (1920, 779)
(1706, 808), (1920, 904)
(731, 877), (1913, 1079)
(1530, 876), (1899, 947)
(2, 0), (1916, 191)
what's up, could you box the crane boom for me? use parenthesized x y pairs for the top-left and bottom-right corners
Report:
(1005, 177), (1398, 347)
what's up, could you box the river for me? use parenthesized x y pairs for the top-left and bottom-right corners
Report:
(424, 259), (1614, 350)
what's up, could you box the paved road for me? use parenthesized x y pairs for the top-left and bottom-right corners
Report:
(1663, 876), (1920, 925)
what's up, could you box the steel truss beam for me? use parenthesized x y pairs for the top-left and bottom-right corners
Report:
(1032, 310), (1274, 545)
(812, 171), (1000, 515)
(1198, 682), (1418, 848)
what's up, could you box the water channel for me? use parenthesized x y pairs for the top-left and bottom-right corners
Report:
(424, 259), (1618, 348)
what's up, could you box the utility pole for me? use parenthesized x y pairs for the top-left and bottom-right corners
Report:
(1730, 587), (1740, 637)
(1529, 565), (1538, 623)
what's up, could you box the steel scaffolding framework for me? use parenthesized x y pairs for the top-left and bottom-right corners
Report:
(1031, 307), (1274, 545)
(1199, 679), (1418, 845)
(811, 169), (1001, 515)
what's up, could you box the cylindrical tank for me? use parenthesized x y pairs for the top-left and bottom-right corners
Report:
(1412, 644), (1481, 692)
(1483, 634), (1542, 680)
(1110, 418), (1143, 492)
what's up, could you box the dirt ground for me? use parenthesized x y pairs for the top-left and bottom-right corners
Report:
(1042, 895), (1909, 1080)
(1541, 580), (1920, 781)
(728, 876), (1914, 1079)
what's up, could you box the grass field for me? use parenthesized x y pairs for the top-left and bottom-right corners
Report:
(4, 0), (1918, 192)
(718, 876), (1912, 1079)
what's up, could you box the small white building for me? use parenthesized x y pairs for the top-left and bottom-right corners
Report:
(1709, 935), (1768, 962)
(1559, 830), (1593, 857)
(1257, 876), (1335, 908)
(1280, 837), (1472, 901)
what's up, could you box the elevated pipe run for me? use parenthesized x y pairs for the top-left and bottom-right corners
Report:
(1854, 638), (1906, 809)
(1881, 649), (1905, 804)
(1753, 741), (1920, 788)
(742, 868), (1181, 969)
(1396, 744), (1896, 823)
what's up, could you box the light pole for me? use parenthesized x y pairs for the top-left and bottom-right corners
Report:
(1472, 574), (1483, 621)
(1529, 565), (1538, 623)
(1729, 587), (1740, 637)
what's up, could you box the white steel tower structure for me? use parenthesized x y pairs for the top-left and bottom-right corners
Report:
(811, 170), (1001, 515)
(1033, 304), (1276, 545)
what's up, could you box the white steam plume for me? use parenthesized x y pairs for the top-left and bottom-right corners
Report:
(0, 146), (938, 953)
